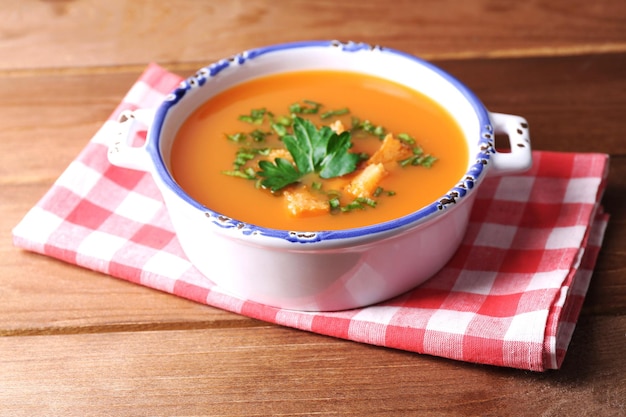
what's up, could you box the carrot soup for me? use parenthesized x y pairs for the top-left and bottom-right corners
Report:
(170, 70), (468, 231)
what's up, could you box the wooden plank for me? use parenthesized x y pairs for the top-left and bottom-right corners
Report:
(2, 54), (624, 182)
(1, 315), (624, 416)
(1, 2), (623, 415)
(0, 184), (256, 335)
(1, 54), (624, 335)
(1, 0), (625, 72)
(437, 53), (626, 154)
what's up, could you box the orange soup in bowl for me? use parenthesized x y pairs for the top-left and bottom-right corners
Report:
(170, 70), (468, 231)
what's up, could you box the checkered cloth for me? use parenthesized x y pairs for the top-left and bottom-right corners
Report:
(12, 63), (610, 371)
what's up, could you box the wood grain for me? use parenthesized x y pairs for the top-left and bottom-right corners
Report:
(1, 0), (625, 72)
(1, 1), (625, 415)
(2, 54), (624, 334)
(1, 316), (624, 416)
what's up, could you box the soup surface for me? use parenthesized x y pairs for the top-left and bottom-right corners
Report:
(171, 70), (468, 231)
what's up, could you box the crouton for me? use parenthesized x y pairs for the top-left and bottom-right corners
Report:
(266, 148), (293, 163)
(283, 187), (330, 217)
(329, 119), (346, 134)
(344, 163), (388, 198)
(367, 133), (414, 166)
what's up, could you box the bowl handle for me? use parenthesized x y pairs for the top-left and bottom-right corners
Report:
(107, 108), (156, 172)
(488, 112), (532, 175)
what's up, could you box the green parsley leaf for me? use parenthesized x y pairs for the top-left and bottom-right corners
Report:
(282, 117), (330, 174)
(257, 158), (301, 192)
(257, 117), (360, 191)
(283, 117), (360, 179)
(318, 130), (359, 178)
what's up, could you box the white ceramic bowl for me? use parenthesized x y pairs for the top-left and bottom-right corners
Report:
(108, 40), (531, 311)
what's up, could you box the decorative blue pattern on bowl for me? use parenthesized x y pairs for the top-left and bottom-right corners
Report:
(147, 40), (494, 244)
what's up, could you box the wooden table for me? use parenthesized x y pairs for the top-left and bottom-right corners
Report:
(1, 1), (625, 415)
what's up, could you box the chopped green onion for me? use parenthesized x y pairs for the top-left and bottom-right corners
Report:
(373, 125), (385, 138)
(239, 108), (267, 124)
(341, 201), (365, 212)
(221, 169), (256, 180)
(358, 197), (377, 208)
(397, 133), (416, 145)
(271, 123), (288, 137)
(250, 129), (269, 142)
(341, 197), (377, 212)
(353, 119), (386, 139)
(234, 151), (255, 169)
(321, 108), (349, 119)
(289, 100), (321, 115)
(399, 153), (437, 168)
(226, 132), (247, 142)
(420, 155), (437, 168)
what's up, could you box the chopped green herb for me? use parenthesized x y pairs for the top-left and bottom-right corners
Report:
(226, 132), (247, 143)
(276, 115), (292, 125)
(223, 102), (438, 213)
(397, 133), (416, 145)
(352, 118), (386, 139)
(419, 155), (438, 168)
(232, 147), (269, 170)
(270, 115), (293, 137)
(341, 197), (377, 212)
(221, 169), (256, 180)
(250, 129), (270, 142)
(341, 201), (365, 212)
(329, 197), (341, 210)
(271, 123), (288, 137)
(233, 150), (256, 169)
(239, 108), (267, 124)
(321, 108), (349, 119)
(399, 152), (437, 168)
(289, 100), (321, 115)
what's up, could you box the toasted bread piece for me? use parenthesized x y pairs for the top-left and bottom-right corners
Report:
(266, 148), (293, 163)
(367, 133), (414, 166)
(344, 163), (388, 198)
(329, 119), (346, 134)
(283, 187), (330, 217)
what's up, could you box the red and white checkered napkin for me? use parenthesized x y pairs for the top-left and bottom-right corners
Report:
(13, 64), (610, 371)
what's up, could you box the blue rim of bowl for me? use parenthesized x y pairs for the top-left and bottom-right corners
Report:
(147, 40), (495, 244)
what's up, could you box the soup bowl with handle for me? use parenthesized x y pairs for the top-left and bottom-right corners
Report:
(108, 40), (531, 311)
